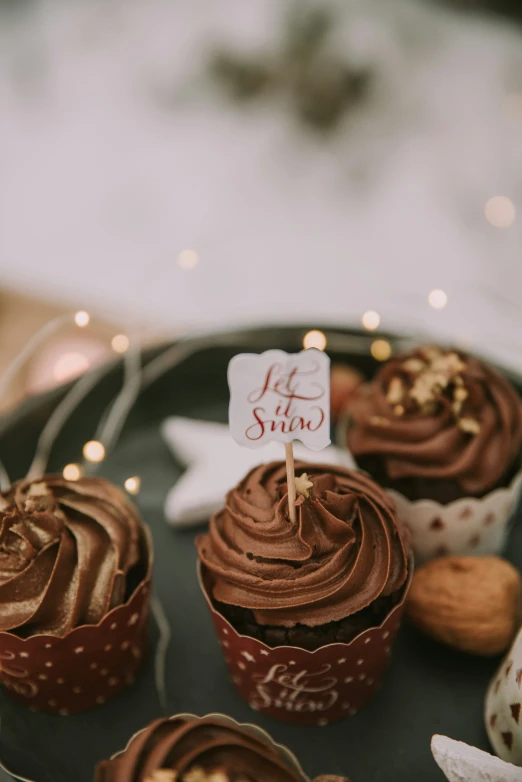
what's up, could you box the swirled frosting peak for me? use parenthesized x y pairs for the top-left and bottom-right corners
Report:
(94, 715), (304, 782)
(196, 462), (409, 627)
(0, 476), (143, 637)
(346, 346), (522, 495)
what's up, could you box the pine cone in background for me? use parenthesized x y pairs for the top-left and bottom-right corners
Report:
(209, 3), (373, 133)
(433, 0), (522, 22)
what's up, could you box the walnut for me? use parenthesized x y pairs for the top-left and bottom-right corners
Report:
(406, 556), (522, 656)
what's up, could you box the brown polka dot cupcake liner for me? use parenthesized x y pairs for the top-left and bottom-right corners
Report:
(388, 471), (522, 564)
(198, 562), (413, 726)
(0, 525), (153, 716)
(485, 626), (522, 765)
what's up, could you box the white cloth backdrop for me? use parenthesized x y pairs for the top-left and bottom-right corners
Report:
(0, 0), (521, 368)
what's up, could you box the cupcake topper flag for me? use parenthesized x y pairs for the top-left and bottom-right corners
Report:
(228, 348), (331, 522)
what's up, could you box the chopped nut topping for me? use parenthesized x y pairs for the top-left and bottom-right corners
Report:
(27, 482), (49, 497)
(458, 417), (481, 435)
(421, 347), (442, 361)
(182, 770), (229, 782)
(145, 771), (177, 782)
(403, 358), (426, 374)
(24, 482), (52, 513)
(409, 373), (445, 407)
(369, 415), (391, 427)
(394, 404), (405, 416)
(431, 352), (466, 376)
(386, 377), (405, 405)
(452, 401), (463, 417)
(401, 348), (470, 422)
(453, 387), (468, 402)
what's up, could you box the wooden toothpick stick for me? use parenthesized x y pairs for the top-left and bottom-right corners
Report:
(285, 441), (297, 523)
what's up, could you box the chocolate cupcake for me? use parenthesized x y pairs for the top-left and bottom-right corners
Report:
(0, 475), (152, 714)
(196, 462), (411, 725)
(345, 346), (522, 560)
(94, 713), (351, 781)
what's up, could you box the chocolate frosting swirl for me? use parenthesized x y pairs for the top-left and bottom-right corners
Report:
(346, 346), (522, 496)
(0, 476), (144, 637)
(196, 462), (409, 627)
(94, 714), (304, 782)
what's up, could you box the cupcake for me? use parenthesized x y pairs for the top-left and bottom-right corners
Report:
(196, 461), (411, 725)
(0, 475), (152, 714)
(94, 712), (352, 781)
(344, 346), (522, 560)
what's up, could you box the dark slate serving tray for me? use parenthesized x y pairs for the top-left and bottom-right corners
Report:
(0, 324), (520, 782)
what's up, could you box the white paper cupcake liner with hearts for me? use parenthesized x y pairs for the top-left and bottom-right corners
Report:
(387, 470), (522, 564)
(485, 627), (522, 765)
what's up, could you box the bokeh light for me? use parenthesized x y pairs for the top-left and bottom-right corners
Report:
(83, 440), (106, 463)
(484, 196), (516, 228)
(178, 249), (199, 269)
(428, 289), (448, 310)
(371, 339), (392, 362)
(124, 476), (141, 495)
(63, 463), (82, 481)
(111, 334), (130, 354)
(303, 330), (327, 350)
(74, 311), (90, 328)
(361, 310), (381, 331)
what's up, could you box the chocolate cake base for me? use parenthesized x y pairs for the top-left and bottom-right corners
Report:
(214, 591), (404, 652)
(355, 453), (522, 505)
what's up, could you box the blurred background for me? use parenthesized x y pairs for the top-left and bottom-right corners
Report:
(1, 0), (521, 410)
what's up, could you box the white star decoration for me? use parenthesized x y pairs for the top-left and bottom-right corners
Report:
(431, 736), (522, 781)
(162, 417), (355, 527)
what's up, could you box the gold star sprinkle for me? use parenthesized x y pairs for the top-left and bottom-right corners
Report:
(394, 404), (405, 416)
(295, 473), (314, 498)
